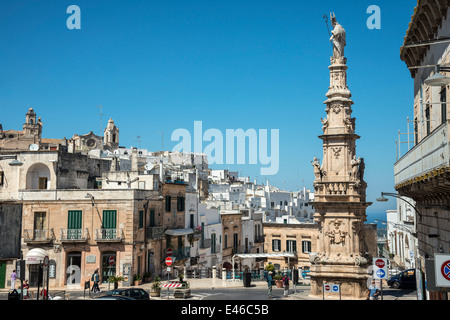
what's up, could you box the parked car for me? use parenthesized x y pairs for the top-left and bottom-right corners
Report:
(105, 288), (150, 300)
(96, 295), (135, 300)
(387, 269), (416, 289)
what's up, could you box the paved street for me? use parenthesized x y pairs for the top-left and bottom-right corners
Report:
(0, 278), (418, 301)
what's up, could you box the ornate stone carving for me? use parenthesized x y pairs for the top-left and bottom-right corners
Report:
(326, 219), (348, 245)
(331, 147), (342, 159)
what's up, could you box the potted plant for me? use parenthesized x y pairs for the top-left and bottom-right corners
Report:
(273, 273), (284, 288)
(133, 274), (142, 286)
(174, 274), (190, 298)
(144, 272), (152, 283)
(150, 276), (161, 297)
(107, 275), (124, 290)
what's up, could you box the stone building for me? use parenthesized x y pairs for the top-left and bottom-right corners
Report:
(396, 0), (450, 300)
(263, 222), (319, 271)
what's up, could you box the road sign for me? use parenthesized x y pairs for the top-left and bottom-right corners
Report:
(43, 256), (49, 268)
(373, 257), (388, 279)
(375, 258), (385, 268)
(376, 269), (386, 279)
(166, 248), (173, 257)
(332, 284), (340, 293)
(435, 254), (450, 287)
(108, 255), (115, 266)
(324, 284), (331, 292)
(165, 257), (173, 266)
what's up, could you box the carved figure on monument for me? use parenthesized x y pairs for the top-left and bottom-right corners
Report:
(344, 117), (355, 132)
(311, 157), (324, 181)
(326, 219), (347, 245)
(330, 13), (346, 59)
(350, 156), (361, 181)
(321, 117), (328, 132)
(358, 158), (365, 181)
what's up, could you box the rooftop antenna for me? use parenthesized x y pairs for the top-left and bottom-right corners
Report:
(96, 105), (105, 136)
(134, 135), (142, 149)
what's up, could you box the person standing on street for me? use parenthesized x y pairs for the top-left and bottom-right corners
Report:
(10, 270), (17, 289)
(282, 274), (290, 297)
(367, 280), (380, 300)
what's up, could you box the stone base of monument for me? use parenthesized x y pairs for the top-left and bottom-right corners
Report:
(309, 264), (370, 300)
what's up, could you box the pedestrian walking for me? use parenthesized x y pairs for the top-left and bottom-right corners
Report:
(282, 274), (290, 297)
(10, 270), (17, 289)
(265, 271), (274, 299)
(91, 269), (101, 293)
(366, 280), (380, 300)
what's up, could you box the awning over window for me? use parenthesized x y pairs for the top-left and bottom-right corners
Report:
(164, 228), (194, 236)
(233, 252), (296, 259)
(25, 248), (47, 264)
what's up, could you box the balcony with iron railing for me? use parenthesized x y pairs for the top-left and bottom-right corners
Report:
(95, 228), (124, 242)
(394, 119), (450, 187)
(172, 246), (191, 260)
(60, 228), (90, 242)
(199, 238), (211, 249)
(24, 229), (55, 244)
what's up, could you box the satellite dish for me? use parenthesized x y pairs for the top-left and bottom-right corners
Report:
(29, 144), (39, 151)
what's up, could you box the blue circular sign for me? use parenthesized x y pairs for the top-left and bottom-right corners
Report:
(376, 269), (385, 278)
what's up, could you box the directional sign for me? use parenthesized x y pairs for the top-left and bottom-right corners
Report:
(435, 254), (450, 287)
(373, 257), (388, 279)
(332, 284), (340, 293)
(165, 257), (173, 266)
(376, 269), (386, 279)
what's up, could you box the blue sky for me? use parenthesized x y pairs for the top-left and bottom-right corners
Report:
(0, 1), (417, 218)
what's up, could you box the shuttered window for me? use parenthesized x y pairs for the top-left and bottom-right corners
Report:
(68, 211), (82, 229)
(102, 210), (117, 229)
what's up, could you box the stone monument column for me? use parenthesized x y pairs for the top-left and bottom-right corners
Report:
(309, 13), (372, 299)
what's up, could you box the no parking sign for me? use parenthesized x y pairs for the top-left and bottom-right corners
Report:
(435, 254), (450, 287)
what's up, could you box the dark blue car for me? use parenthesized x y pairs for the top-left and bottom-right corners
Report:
(387, 269), (416, 289)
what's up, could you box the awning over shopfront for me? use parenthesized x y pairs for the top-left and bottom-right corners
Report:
(164, 228), (194, 236)
(25, 248), (47, 264)
(233, 252), (296, 259)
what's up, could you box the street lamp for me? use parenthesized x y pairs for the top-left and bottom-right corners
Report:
(423, 65), (450, 87)
(376, 192), (422, 220)
(0, 155), (23, 166)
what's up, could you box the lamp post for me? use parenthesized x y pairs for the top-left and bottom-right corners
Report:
(376, 192), (422, 220)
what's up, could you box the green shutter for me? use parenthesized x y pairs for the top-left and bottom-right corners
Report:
(68, 211), (82, 229)
(139, 210), (144, 228)
(150, 210), (155, 227)
(102, 210), (117, 229)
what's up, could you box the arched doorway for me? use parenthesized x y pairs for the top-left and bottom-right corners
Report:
(26, 163), (51, 190)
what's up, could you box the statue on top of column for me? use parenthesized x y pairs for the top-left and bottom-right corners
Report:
(330, 12), (346, 59)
